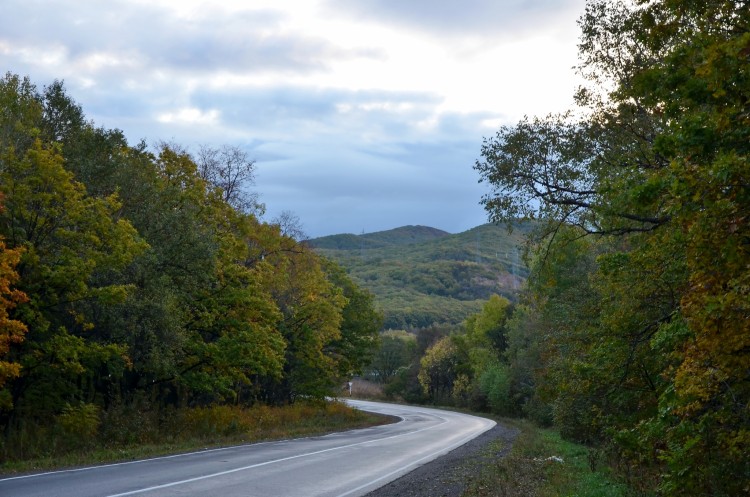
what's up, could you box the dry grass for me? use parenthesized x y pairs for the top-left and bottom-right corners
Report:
(349, 378), (386, 399)
(0, 400), (391, 475)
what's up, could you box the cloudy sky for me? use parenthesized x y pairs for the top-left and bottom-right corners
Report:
(1, 0), (587, 238)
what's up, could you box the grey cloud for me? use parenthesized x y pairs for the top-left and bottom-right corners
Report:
(324, 0), (583, 38)
(1, 0), (374, 77)
(186, 87), (493, 212)
(0, 0), (507, 238)
(253, 115), (491, 237)
(261, 167), (489, 237)
(191, 85), (442, 136)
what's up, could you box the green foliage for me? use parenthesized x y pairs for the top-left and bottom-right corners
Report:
(465, 420), (632, 497)
(56, 403), (101, 449)
(474, 1), (750, 494)
(309, 223), (529, 329)
(478, 363), (513, 416)
(0, 73), (383, 458)
(0, 138), (146, 417)
(465, 294), (512, 368)
(322, 259), (382, 379)
(503, 304), (552, 425)
(368, 331), (415, 384)
(418, 336), (465, 403)
(310, 225), (450, 250)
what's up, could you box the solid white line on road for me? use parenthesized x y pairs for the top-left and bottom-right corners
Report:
(105, 413), (449, 497)
(0, 440), (288, 482)
(0, 406), (406, 484)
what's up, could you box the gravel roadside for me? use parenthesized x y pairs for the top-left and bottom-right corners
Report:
(363, 422), (520, 497)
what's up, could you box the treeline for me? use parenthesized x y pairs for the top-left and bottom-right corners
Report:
(370, 1), (748, 495)
(0, 74), (381, 460)
(368, 295), (521, 406)
(366, 297), (515, 408)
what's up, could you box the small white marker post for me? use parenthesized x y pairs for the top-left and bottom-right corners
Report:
(347, 381), (353, 396)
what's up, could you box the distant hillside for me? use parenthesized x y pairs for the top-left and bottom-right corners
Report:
(309, 225), (450, 250)
(308, 223), (530, 329)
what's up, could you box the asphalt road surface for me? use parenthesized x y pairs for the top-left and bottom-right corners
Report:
(0, 400), (495, 497)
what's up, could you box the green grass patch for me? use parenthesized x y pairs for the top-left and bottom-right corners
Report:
(0, 400), (391, 475)
(463, 419), (633, 497)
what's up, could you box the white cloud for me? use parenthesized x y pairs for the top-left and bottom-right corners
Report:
(156, 107), (221, 126)
(0, 0), (589, 237)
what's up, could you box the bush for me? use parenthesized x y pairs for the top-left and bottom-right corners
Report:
(479, 364), (513, 416)
(56, 403), (101, 448)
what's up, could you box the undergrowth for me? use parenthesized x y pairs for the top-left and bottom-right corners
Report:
(0, 400), (389, 474)
(463, 419), (634, 497)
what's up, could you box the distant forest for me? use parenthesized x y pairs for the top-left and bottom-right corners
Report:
(307, 223), (530, 329)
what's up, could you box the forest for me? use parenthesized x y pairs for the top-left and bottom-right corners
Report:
(308, 223), (530, 329)
(0, 73), (382, 462)
(365, 1), (748, 495)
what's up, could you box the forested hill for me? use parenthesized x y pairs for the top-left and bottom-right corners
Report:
(307, 223), (530, 329)
(310, 225), (450, 250)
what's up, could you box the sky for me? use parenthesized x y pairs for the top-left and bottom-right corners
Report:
(1, 0), (587, 238)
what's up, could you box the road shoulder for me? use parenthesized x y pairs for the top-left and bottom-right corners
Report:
(363, 422), (519, 497)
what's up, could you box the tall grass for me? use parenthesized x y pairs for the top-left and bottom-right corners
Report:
(0, 400), (389, 474)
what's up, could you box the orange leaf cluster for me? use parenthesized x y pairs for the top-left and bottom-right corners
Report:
(0, 237), (27, 388)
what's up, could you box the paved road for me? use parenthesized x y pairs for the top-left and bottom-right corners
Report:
(0, 400), (495, 497)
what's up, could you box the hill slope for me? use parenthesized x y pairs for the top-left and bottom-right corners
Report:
(311, 225), (450, 250)
(307, 223), (529, 329)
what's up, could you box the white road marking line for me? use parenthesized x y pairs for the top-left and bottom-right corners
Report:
(0, 444), (250, 482)
(104, 415), (449, 497)
(0, 412), (408, 483)
(334, 419), (496, 497)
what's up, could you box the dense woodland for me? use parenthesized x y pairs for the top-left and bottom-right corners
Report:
(0, 73), (381, 461)
(365, 1), (749, 495)
(308, 223), (529, 329)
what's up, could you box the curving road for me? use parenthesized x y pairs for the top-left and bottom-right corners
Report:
(0, 400), (495, 497)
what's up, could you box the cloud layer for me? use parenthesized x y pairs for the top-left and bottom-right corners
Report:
(1, 0), (586, 237)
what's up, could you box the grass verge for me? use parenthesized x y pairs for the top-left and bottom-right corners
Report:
(463, 418), (633, 497)
(0, 400), (392, 475)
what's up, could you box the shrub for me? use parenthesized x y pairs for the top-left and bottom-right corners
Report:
(56, 403), (101, 450)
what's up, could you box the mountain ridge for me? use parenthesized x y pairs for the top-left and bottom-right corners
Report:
(307, 225), (451, 250)
(308, 223), (530, 329)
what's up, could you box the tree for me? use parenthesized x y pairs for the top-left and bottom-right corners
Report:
(40, 79), (85, 144)
(195, 144), (263, 215)
(243, 219), (347, 403)
(322, 260), (382, 379)
(418, 336), (460, 403)
(369, 332), (415, 384)
(0, 196), (27, 399)
(0, 73), (42, 154)
(465, 294), (512, 357)
(273, 210), (306, 241)
(0, 77), (287, 411)
(474, 1), (749, 493)
(627, 2), (750, 493)
(503, 303), (551, 425)
(0, 139), (146, 417)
